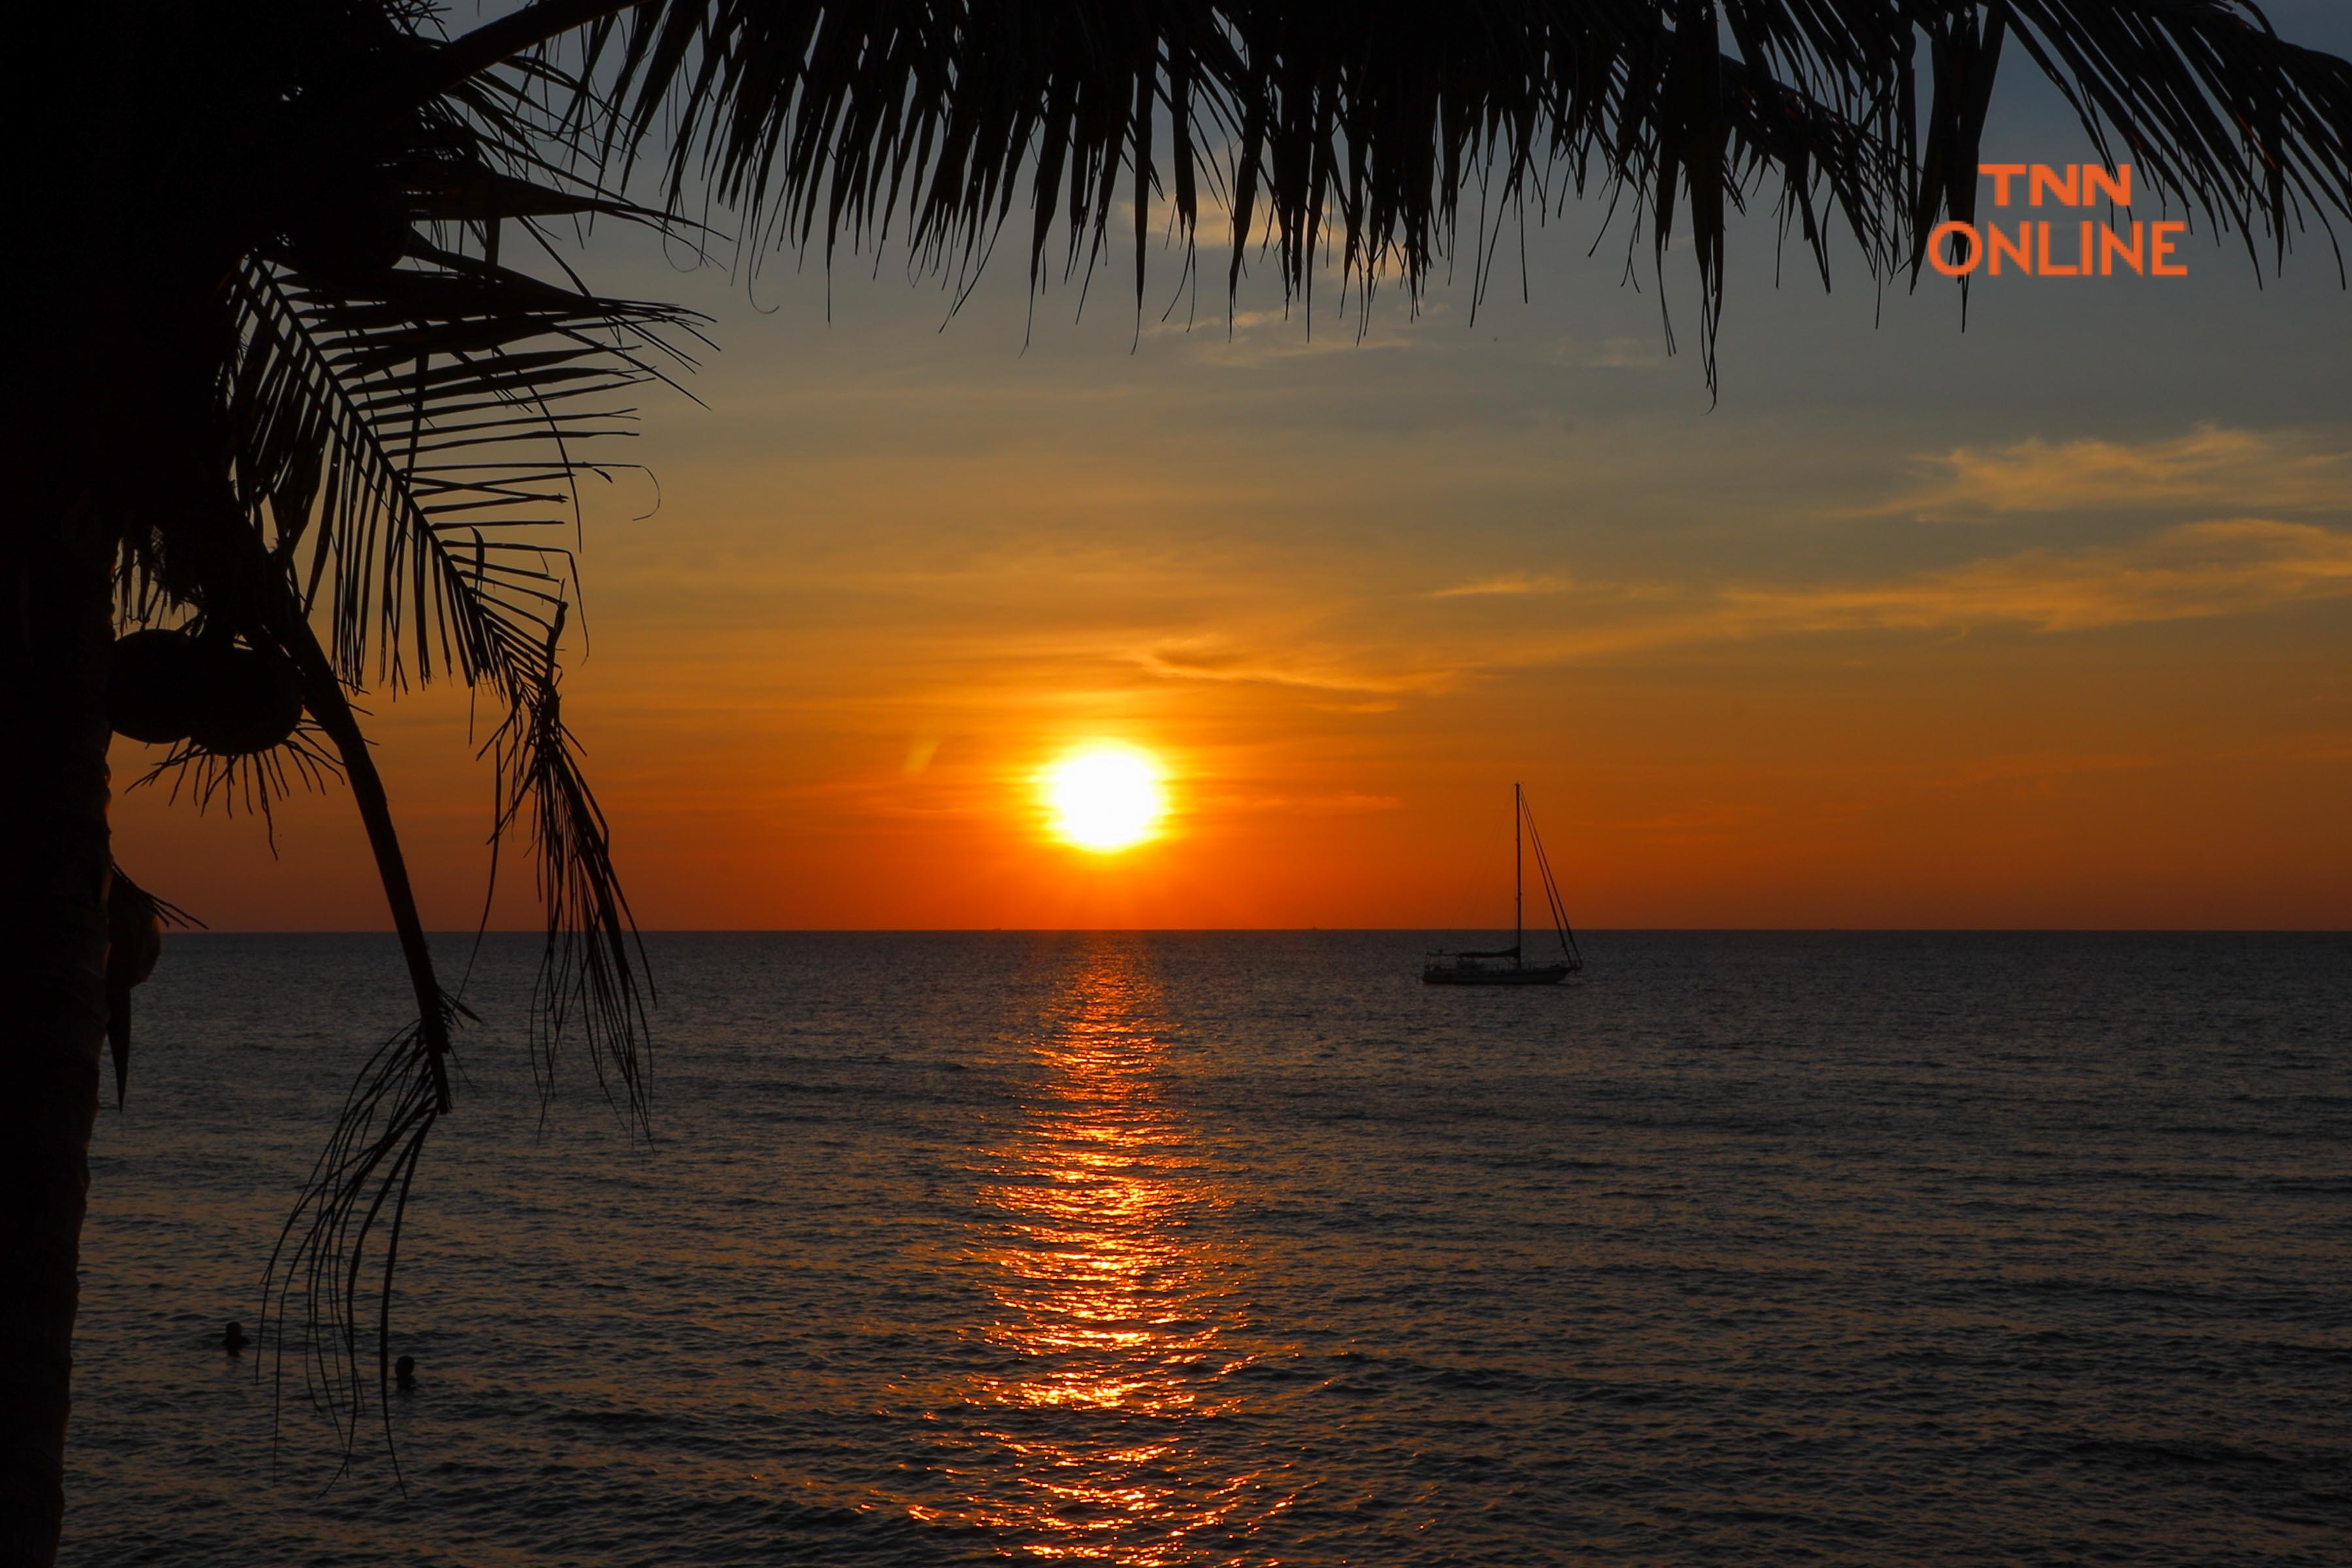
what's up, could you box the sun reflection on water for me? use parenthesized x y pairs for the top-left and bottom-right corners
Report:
(907, 942), (1284, 1564)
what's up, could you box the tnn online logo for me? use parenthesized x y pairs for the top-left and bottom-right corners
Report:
(1929, 165), (2187, 278)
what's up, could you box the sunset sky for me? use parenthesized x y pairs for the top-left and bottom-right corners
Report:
(116, 4), (2352, 930)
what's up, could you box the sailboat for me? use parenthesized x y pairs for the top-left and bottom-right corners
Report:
(1422, 784), (1584, 986)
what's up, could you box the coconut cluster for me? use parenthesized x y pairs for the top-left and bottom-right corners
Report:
(108, 629), (304, 755)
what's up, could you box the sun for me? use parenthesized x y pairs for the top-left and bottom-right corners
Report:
(1041, 744), (1167, 852)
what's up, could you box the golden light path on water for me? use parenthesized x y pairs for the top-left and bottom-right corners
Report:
(907, 945), (1288, 1563)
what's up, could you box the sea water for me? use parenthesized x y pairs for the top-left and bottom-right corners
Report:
(63, 932), (2352, 1565)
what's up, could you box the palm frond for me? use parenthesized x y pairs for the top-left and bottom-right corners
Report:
(486, 606), (653, 1119)
(221, 257), (700, 700)
(133, 721), (344, 845)
(483, 0), (2352, 386)
(203, 154), (702, 1454)
(261, 1009), (451, 1476)
(215, 229), (700, 1103)
(1995, 1), (2352, 271)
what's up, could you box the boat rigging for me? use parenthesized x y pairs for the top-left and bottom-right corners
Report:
(1422, 783), (1583, 987)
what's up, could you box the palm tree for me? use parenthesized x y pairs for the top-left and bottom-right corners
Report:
(7, 1), (2350, 1560)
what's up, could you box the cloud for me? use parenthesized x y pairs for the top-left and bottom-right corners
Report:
(1134, 636), (1456, 694)
(1497, 518), (2352, 662)
(1431, 573), (1571, 598)
(1149, 301), (1443, 367)
(1561, 336), (1669, 370)
(1894, 425), (2352, 518)
(1718, 518), (2352, 635)
(604, 415), (2352, 755)
(1113, 517), (2352, 705)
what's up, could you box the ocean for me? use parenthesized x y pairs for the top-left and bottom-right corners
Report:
(63, 932), (2352, 1565)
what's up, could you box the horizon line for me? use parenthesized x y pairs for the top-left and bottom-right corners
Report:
(165, 926), (2352, 937)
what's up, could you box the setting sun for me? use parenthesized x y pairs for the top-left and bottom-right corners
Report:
(1041, 745), (1168, 852)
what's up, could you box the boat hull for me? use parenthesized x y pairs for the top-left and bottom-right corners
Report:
(1421, 963), (1574, 987)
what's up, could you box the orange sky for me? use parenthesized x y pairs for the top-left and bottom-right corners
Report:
(110, 65), (2352, 932)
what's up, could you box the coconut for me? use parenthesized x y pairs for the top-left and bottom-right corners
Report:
(282, 166), (411, 289)
(108, 630), (206, 743)
(188, 643), (306, 755)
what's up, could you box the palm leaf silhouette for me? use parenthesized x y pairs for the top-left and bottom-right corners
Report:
(491, 0), (2352, 377)
(199, 238), (701, 1451)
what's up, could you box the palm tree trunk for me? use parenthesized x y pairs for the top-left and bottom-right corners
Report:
(0, 506), (116, 1567)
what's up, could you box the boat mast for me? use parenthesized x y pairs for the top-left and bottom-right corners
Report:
(1514, 781), (1523, 961)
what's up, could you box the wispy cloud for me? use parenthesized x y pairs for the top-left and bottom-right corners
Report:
(1149, 301), (1446, 367)
(1431, 573), (1571, 598)
(1548, 335), (1670, 370)
(1894, 424), (2352, 518)
(1092, 517), (2352, 710)
(1133, 636), (1456, 694)
(1718, 518), (2352, 635)
(1571, 336), (1669, 370)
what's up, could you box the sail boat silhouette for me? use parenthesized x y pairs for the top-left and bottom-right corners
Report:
(1422, 784), (1584, 986)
